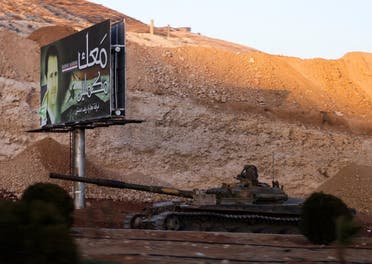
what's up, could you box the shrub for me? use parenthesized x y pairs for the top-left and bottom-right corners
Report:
(0, 201), (23, 264)
(336, 215), (361, 246)
(335, 215), (361, 264)
(0, 200), (79, 264)
(300, 192), (352, 245)
(21, 182), (74, 227)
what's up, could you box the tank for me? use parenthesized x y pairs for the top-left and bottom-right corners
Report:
(50, 165), (304, 233)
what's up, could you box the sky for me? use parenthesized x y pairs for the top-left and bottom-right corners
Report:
(88, 0), (372, 59)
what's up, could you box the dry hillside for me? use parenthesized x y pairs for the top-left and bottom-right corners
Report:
(0, 0), (371, 215)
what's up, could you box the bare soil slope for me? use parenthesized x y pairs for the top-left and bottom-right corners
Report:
(125, 43), (372, 133)
(28, 25), (78, 47)
(0, 30), (39, 82)
(316, 164), (372, 214)
(0, 0), (147, 36)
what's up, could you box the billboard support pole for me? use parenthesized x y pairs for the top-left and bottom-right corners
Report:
(73, 128), (85, 209)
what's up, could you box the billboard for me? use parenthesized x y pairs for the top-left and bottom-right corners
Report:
(39, 20), (125, 127)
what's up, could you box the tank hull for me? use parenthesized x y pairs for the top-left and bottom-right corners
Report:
(124, 201), (302, 233)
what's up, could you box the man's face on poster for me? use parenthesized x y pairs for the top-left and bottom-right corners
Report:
(47, 55), (58, 104)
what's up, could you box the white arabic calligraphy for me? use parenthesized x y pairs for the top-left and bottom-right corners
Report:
(77, 71), (108, 102)
(76, 103), (100, 114)
(78, 32), (108, 70)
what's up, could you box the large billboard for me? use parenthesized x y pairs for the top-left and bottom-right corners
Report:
(39, 20), (124, 127)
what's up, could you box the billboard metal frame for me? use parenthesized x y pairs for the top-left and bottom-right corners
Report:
(28, 117), (143, 133)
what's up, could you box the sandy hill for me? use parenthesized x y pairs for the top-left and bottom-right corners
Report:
(0, 0), (371, 215)
(125, 44), (372, 133)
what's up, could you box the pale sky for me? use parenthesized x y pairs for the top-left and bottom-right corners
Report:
(89, 0), (372, 59)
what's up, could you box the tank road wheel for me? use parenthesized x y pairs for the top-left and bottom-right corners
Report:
(124, 213), (144, 229)
(165, 214), (181, 230)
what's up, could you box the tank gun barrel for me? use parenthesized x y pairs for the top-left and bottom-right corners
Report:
(49, 173), (194, 198)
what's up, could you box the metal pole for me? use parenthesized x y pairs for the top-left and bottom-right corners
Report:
(149, 19), (154, 35)
(73, 128), (85, 209)
(272, 152), (275, 182)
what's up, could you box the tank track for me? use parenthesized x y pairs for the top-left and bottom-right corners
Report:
(152, 211), (300, 233)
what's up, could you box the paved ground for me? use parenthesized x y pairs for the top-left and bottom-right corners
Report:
(74, 228), (372, 264)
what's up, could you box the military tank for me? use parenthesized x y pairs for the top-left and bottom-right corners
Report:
(50, 165), (304, 233)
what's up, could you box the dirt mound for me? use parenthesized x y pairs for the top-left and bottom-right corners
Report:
(316, 164), (372, 214)
(28, 25), (77, 46)
(0, 137), (69, 197)
(0, 30), (39, 82)
(0, 137), (170, 201)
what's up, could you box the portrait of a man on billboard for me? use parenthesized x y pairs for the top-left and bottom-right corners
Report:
(39, 20), (111, 127)
(39, 45), (62, 126)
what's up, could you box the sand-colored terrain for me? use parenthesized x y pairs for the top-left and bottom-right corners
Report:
(0, 0), (371, 218)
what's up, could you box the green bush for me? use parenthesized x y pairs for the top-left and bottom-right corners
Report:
(0, 200), (79, 264)
(336, 215), (361, 246)
(300, 192), (352, 245)
(21, 182), (74, 227)
(0, 201), (23, 264)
